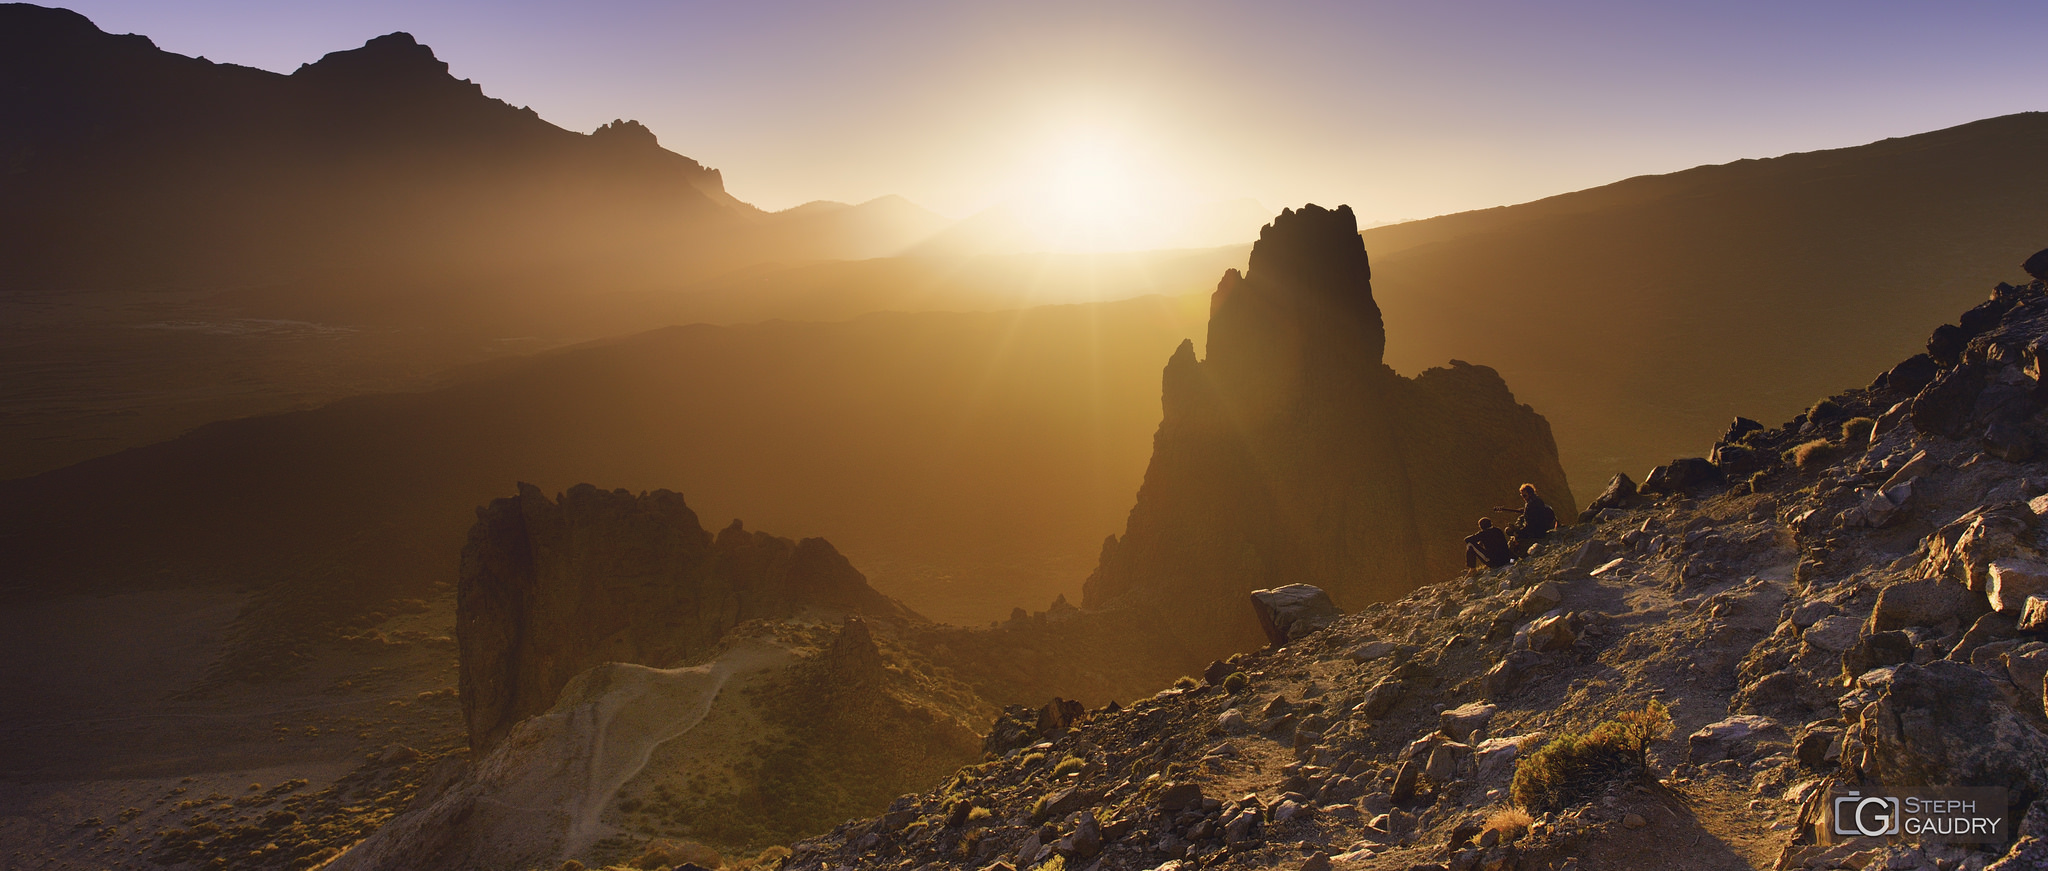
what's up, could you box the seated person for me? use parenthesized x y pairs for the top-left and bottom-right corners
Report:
(1496, 483), (1557, 554)
(1465, 517), (1513, 572)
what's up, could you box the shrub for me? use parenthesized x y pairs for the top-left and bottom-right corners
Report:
(1034, 856), (1067, 871)
(1841, 416), (1877, 445)
(1509, 701), (1671, 812)
(1020, 752), (1046, 769)
(1051, 756), (1086, 777)
(1221, 671), (1250, 694)
(1808, 397), (1844, 422)
(967, 806), (992, 824)
(1173, 675), (1200, 691)
(726, 846), (791, 870)
(1784, 439), (1835, 470)
(1483, 806), (1534, 842)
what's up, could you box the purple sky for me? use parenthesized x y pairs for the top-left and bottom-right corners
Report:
(51, 1), (2048, 237)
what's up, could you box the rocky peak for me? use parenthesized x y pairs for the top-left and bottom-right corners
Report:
(457, 483), (918, 752)
(1082, 203), (1572, 664)
(293, 32), (450, 85)
(592, 118), (661, 149)
(822, 616), (886, 688)
(1207, 203), (1386, 387)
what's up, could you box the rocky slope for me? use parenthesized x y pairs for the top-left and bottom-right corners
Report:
(1084, 204), (1574, 660)
(458, 483), (919, 752)
(781, 251), (2048, 871)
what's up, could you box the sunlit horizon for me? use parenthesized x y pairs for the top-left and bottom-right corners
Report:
(49, 0), (2048, 250)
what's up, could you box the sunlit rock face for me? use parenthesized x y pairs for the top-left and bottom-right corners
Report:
(457, 483), (917, 752)
(1082, 204), (1574, 656)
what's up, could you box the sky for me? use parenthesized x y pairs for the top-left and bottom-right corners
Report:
(54, 1), (2048, 248)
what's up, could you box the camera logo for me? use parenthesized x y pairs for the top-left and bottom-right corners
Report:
(1834, 791), (1902, 837)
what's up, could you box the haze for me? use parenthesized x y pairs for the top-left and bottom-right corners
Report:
(54, 0), (2048, 251)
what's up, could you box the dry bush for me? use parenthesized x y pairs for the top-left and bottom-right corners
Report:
(1784, 439), (1835, 470)
(1484, 806), (1535, 841)
(1841, 416), (1876, 445)
(1509, 701), (1671, 812)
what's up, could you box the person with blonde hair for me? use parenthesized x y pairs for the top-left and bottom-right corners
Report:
(1495, 483), (1557, 556)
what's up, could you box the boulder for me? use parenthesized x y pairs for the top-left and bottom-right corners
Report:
(1949, 612), (2020, 663)
(1710, 443), (1766, 477)
(1156, 782), (1206, 811)
(1348, 641), (1409, 664)
(1795, 724), (1843, 770)
(1483, 650), (1543, 699)
(1989, 560), (2048, 614)
(1722, 416), (1765, 443)
(2026, 247), (2048, 282)
(1686, 715), (1790, 765)
(1057, 812), (1101, 859)
(1885, 354), (1940, 395)
(1879, 450), (1936, 493)
(1789, 599), (1832, 629)
(1423, 744), (1461, 783)
(1250, 584), (1343, 646)
(1568, 540), (1614, 573)
(1866, 577), (1985, 635)
(1924, 505), (2037, 592)
(2003, 643), (2048, 719)
(1204, 660), (1235, 686)
(1361, 679), (1404, 718)
(1841, 630), (1917, 679)
(1928, 323), (1969, 366)
(1986, 420), (2038, 462)
(1910, 362), (1986, 438)
(1439, 702), (1499, 742)
(1516, 581), (1564, 617)
(1521, 614), (1577, 652)
(1038, 786), (1099, 820)
(1803, 615), (1862, 653)
(2023, 597), (2048, 633)
(1852, 661), (2048, 799)
(1474, 735), (1535, 780)
(1639, 458), (1723, 495)
(1582, 473), (1637, 518)
(1038, 698), (1086, 736)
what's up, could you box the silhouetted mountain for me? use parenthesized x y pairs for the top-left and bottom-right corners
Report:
(1082, 205), (1574, 655)
(0, 4), (944, 296)
(1363, 111), (2048, 494)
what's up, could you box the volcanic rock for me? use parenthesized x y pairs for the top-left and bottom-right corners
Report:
(457, 483), (917, 752)
(1250, 584), (1343, 645)
(1081, 204), (1572, 660)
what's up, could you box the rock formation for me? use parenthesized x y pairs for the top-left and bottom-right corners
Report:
(458, 482), (917, 751)
(1084, 204), (1574, 656)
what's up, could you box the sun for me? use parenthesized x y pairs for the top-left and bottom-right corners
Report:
(1016, 128), (1164, 252)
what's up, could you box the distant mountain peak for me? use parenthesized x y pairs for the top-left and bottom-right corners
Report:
(293, 30), (453, 86)
(591, 118), (659, 148)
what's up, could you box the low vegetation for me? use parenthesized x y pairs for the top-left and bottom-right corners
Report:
(1508, 701), (1671, 812)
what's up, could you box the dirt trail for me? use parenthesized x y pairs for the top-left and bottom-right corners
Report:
(324, 638), (795, 871)
(565, 640), (792, 852)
